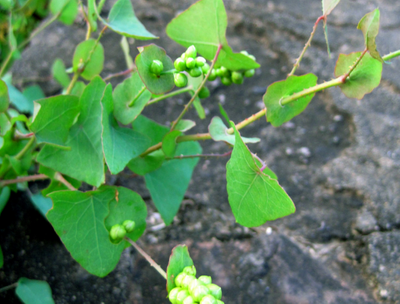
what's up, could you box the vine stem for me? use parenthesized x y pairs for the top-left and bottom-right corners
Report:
(104, 68), (135, 81)
(15, 136), (35, 160)
(166, 151), (232, 160)
(382, 50), (400, 61)
(340, 48), (367, 83)
(0, 282), (18, 293)
(125, 237), (167, 280)
(147, 86), (193, 106)
(170, 44), (223, 131)
(0, 174), (47, 187)
(55, 173), (77, 191)
(289, 15), (325, 76)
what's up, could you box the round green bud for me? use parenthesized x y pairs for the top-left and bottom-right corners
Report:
(110, 224), (126, 241)
(214, 68), (222, 77)
(186, 57), (196, 69)
(169, 287), (181, 304)
(200, 295), (217, 304)
(195, 57), (206, 67)
(150, 60), (164, 75)
(248, 54), (256, 61)
(183, 295), (195, 304)
(182, 274), (196, 289)
(186, 45), (197, 59)
(198, 86), (210, 99)
(181, 53), (187, 60)
(221, 76), (232, 86)
(122, 220), (135, 233)
(201, 63), (210, 75)
(189, 67), (202, 78)
(207, 69), (217, 81)
(183, 266), (197, 277)
(244, 69), (255, 78)
(176, 289), (190, 304)
(174, 58), (187, 72)
(188, 278), (203, 295)
(198, 276), (212, 285)
(231, 71), (244, 84)
(219, 66), (230, 77)
(240, 50), (249, 56)
(175, 272), (187, 287)
(206, 284), (222, 300)
(192, 285), (210, 302)
(174, 73), (188, 88)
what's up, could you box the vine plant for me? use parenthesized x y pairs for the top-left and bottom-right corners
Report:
(0, 0), (399, 302)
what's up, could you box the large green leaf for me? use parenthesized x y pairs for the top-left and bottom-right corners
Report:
(209, 116), (259, 145)
(0, 79), (9, 113)
(29, 95), (80, 148)
(357, 9), (382, 62)
(72, 39), (104, 80)
(263, 74), (318, 127)
(50, 0), (78, 25)
(335, 52), (382, 99)
(52, 59), (70, 88)
(226, 126), (295, 227)
(113, 72), (152, 125)
(166, 245), (194, 293)
(145, 142), (201, 225)
(93, 0), (157, 40)
(101, 84), (151, 174)
(166, 0), (259, 71)
(135, 44), (175, 95)
(37, 77), (106, 187)
(15, 277), (55, 304)
(47, 187), (124, 277)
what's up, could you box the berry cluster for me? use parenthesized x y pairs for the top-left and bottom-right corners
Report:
(109, 220), (136, 242)
(168, 266), (224, 304)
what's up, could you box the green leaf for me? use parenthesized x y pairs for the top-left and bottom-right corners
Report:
(23, 85), (45, 104)
(15, 277), (55, 304)
(145, 142), (201, 225)
(226, 126), (295, 227)
(113, 72), (152, 125)
(162, 130), (182, 157)
(37, 77), (106, 187)
(128, 150), (165, 175)
(29, 192), (53, 217)
(29, 95), (80, 148)
(0, 79), (10, 113)
(334, 52), (382, 99)
(187, 74), (206, 119)
(2, 77), (33, 114)
(166, 0), (259, 71)
(104, 186), (147, 242)
(193, 98), (205, 119)
(132, 115), (169, 145)
(87, 0), (98, 32)
(72, 39), (104, 80)
(52, 59), (70, 88)
(135, 44), (175, 95)
(166, 245), (194, 293)
(322, 0), (340, 16)
(0, 245), (3, 269)
(357, 8), (382, 62)
(209, 116), (260, 145)
(263, 74), (318, 127)
(101, 84), (151, 174)
(47, 187), (124, 277)
(175, 119), (196, 132)
(70, 81), (86, 98)
(0, 186), (10, 216)
(218, 103), (230, 125)
(94, 0), (157, 40)
(50, 0), (78, 25)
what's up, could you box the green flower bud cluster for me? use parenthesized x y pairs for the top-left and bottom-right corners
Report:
(109, 220), (136, 242)
(168, 266), (224, 304)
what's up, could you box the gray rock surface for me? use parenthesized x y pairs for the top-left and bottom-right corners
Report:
(1, 0), (400, 303)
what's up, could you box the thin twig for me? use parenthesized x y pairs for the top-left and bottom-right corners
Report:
(0, 174), (48, 187)
(55, 173), (77, 191)
(103, 68), (135, 81)
(0, 282), (18, 293)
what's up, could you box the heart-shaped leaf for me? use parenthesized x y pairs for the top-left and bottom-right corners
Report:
(209, 116), (259, 145)
(16, 277), (55, 304)
(166, 245), (194, 293)
(357, 9), (382, 62)
(72, 39), (104, 80)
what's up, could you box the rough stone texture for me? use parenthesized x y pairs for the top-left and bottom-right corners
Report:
(1, 0), (400, 303)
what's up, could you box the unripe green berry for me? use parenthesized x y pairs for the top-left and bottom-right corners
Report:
(188, 279), (203, 295)
(198, 276), (212, 285)
(195, 56), (206, 67)
(240, 50), (249, 56)
(183, 266), (197, 277)
(186, 45), (197, 59)
(169, 287), (181, 304)
(221, 76), (232, 86)
(174, 73), (188, 88)
(150, 59), (164, 75)
(244, 69), (255, 78)
(174, 58), (187, 72)
(198, 86), (210, 99)
(207, 69), (217, 81)
(110, 224), (126, 241)
(181, 53), (186, 60)
(215, 68), (222, 77)
(189, 67), (202, 78)
(183, 295), (195, 304)
(206, 284), (222, 300)
(200, 295), (217, 304)
(192, 285), (210, 302)
(182, 274), (196, 289)
(248, 54), (256, 61)
(186, 57), (196, 69)
(201, 63), (210, 75)
(122, 220), (135, 233)
(219, 66), (230, 77)
(175, 272), (187, 287)
(176, 289), (190, 304)
(231, 71), (244, 84)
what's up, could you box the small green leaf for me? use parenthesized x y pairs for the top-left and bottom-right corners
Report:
(72, 39), (104, 80)
(29, 95), (80, 148)
(104, 186), (147, 242)
(135, 44), (175, 95)
(70, 81), (86, 97)
(166, 245), (194, 293)
(2, 77), (33, 114)
(23, 85), (45, 104)
(15, 277), (55, 304)
(335, 52), (382, 99)
(209, 116), (259, 145)
(0, 186), (10, 216)
(166, 0), (259, 71)
(322, 0), (340, 16)
(29, 192), (53, 217)
(101, 84), (151, 174)
(162, 130), (182, 157)
(145, 142), (201, 225)
(0, 79), (10, 113)
(226, 126), (295, 227)
(95, 0), (157, 40)
(50, 0), (78, 25)
(113, 72), (152, 125)
(175, 119), (196, 132)
(263, 74), (318, 127)
(87, 0), (98, 32)
(357, 8), (382, 62)
(52, 59), (70, 88)
(47, 187), (124, 277)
